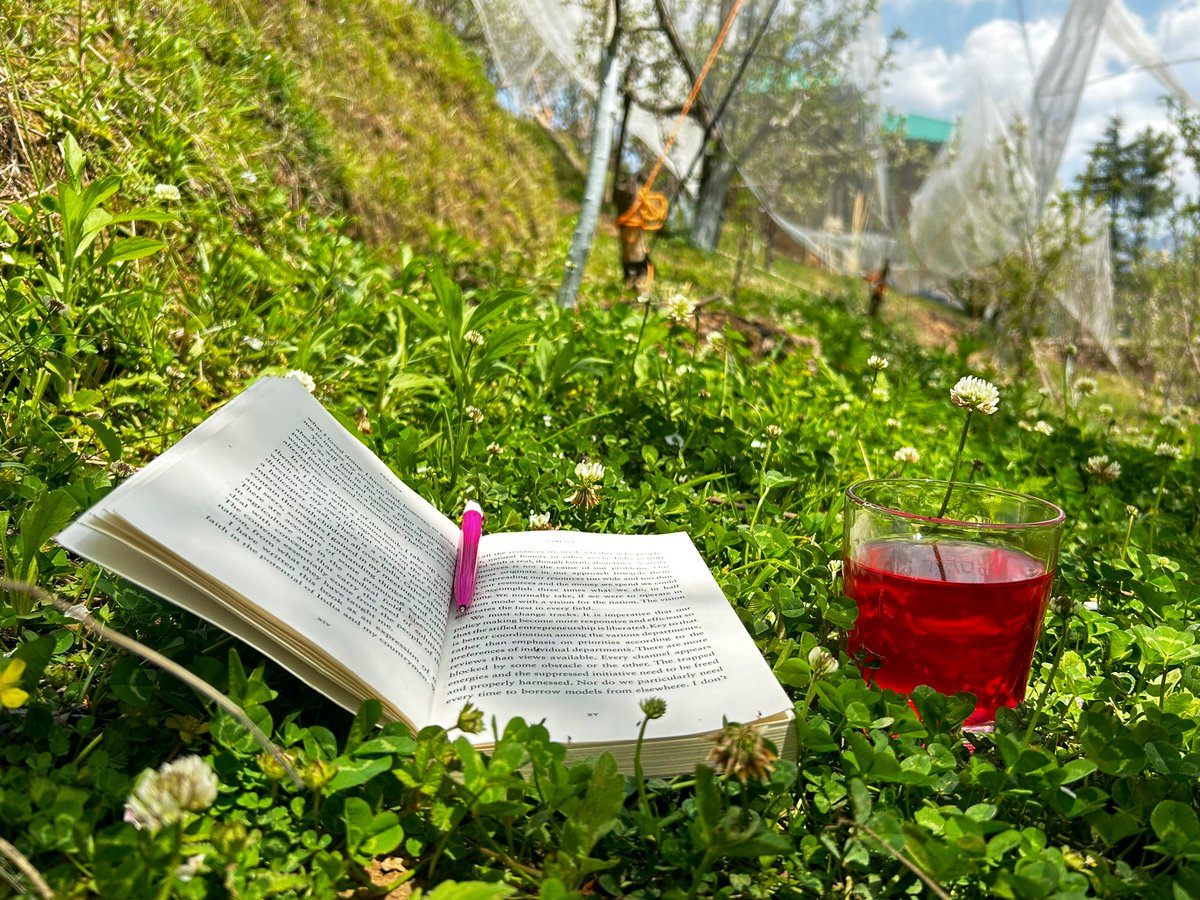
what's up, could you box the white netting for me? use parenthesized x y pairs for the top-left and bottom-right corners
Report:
(467, 0), (1198, 363)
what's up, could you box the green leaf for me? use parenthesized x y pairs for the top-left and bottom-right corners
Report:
(16, 488), (79, 583)
(1079, 709), (1146, 776)
(561, 753), (623, 858)
(693, 763), (723, 844)
(427, 261), (464, 334)
(100, 237), (167, 265)
(849, 777), (872, 823)
(417, 882), (515, 900)
(343, 796), (405, 859)
(356, 733), (417, 756)
(11, 634), (56, 686)
(327, 757), (391, 794)
(344, 698), (382, 754)
(60, 133), (85, 187)
(1151, 800), (1200, 857)
(394, 293), (440, 333)
(108, 657), (157, 706)
(464, 288), (525, 332)
(108, 208), (176, 225)
(1132, 625), (1199, 664)
(84, 418), (124, 462)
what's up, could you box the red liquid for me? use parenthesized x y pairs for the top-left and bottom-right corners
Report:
(845, 539), (1054, 728)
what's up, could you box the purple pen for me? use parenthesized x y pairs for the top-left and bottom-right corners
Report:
(453, 501), (483, 612)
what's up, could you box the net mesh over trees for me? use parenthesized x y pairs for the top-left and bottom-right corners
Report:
(470, 0), (1198, 363)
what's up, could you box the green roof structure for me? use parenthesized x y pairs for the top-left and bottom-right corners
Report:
(882, 112), (954, 144)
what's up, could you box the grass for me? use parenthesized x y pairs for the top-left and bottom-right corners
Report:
(231, 0), (564, 256)
(1, 1), (1200, 897)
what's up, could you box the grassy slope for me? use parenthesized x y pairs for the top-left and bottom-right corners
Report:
(1, 0), (561, 257)
(232, 0), (564, 255)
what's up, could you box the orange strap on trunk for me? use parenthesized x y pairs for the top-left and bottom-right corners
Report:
(617, 0), (747, 232)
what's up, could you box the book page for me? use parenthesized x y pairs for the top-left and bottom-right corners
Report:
(63, 377), (460, 720)
(433, 531), (790, 745)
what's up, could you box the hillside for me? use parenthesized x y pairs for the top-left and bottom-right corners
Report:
(1, 0), (563, 256)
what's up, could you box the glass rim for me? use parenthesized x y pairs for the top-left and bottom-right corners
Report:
(845, 478), (1066, 530)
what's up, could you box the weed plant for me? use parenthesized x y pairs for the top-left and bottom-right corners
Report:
(2, 1), (1200, 898)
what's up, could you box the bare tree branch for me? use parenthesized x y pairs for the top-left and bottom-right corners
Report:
(652, 0), (716, 132)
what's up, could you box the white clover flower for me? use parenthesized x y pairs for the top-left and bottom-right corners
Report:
(1085, 455), (1121, 483)
(893, 446), (920, 464)
(107, 461), (138, 480)
(886, 417), (902, 429)
(153, 183), (181, 201)
(833, 402), (852, 415)
(1074, 376), (1098, 397)
(124, 755), (219, 832)
(1098, 403), (1114, 418)
(866, 355), (889, 371)
(463, 330), (485, 347)
(705, 331), (726, 349)
(567, 461), (605, 508)
(950, 376), (1000, 415)
(1156, 443), (1183, 461)
(807, 646), (839, 678)
(662, 292), (696, 325)
(1125, 504), (1139, 517)
(465, 406), (484, 424)
(285, 369), (315, 393)
(1034, 420), (1054, 436)
(529, 511), (552, 530)
(175, 854), (206, 883)
(574, 461), (605, 485)
(1049, 595), (1081, 617)
(826, 429), (841, 441)
(765, 424), (783, 442)
(1160, 415), (1182, 430)
(1018, 420), (1032, 432)
(487, 442), (502, 455)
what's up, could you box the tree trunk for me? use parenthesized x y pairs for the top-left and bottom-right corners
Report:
(690, 147), (735, 251)
(613, 177), (654, 292)
(762, 212), (777, 271)
(557, 0), (623, 309)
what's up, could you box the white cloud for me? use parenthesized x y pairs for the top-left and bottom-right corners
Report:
(1158, 0), (1200, 56)
(882, 16), (1057, 120)
(881, 2), (1200, 193)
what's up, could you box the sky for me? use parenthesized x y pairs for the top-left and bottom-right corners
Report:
(878, 0), (1200, 191)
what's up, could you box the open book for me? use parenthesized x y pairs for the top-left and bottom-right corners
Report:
(58, 377), (794, 775)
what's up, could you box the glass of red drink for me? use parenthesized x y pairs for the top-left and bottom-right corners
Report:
(843, 479), (1065, 730)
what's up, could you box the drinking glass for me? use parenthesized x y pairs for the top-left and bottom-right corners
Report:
(842, 479), (1065, 730)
